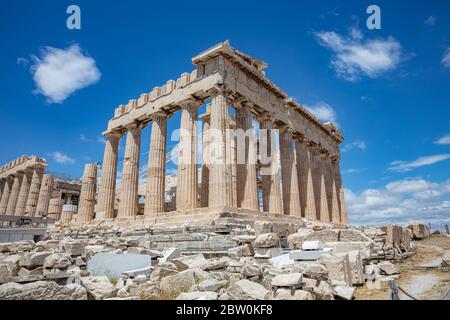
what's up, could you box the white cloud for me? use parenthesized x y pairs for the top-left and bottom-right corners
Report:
(51, 151), (75, 164)
(435, 134), (450, 145)
(342, 140), (366, 152)
(315, 29), (403, 81)
(342, 168), (366, 174)
(346, 178), (450, 227)
(388, 154), (450, 172)
(30, 44), (101, 103)
(304, 102), (338, 125)
(443, 48), (450, 68)
(424, 16), (437, 26)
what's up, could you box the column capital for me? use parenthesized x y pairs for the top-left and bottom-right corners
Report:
(256, 113), (275, 123)
(125, 121), (144, 132)
(152, 110), (169, 120)
(104, 131), (122, 140)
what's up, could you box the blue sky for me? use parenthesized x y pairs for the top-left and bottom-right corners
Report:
(1, 1), (449, 227)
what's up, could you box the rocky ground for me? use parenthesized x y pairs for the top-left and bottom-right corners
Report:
(355, 234), (450, 300)
(0, 220), (448, 300)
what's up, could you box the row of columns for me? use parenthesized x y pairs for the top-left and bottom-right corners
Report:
(0, 167), (55, 219)
(95, 90), (347, 224)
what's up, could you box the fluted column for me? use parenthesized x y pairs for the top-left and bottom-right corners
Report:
(76, 163), (98, 224)
(323, 155), (340, 223)
(235, 104), (259, 211)
(48, 198), (64, 221)
(0, 181), (4, 203)
(0, 177), (14, 215)
(259, 118), (283, 214)
(118, 123), (142, 218)
(200, 111), (210, 208)
(279, 128), (301, 216)
(60, 204), (77, 224)
(295, 139), (317, 220)
(177, 102), (199, 211)
(25, 168), (44, 216)
(6, 173), (23, 215)
(145, 112), (167, 215)
(35, 174), (54, 216)
(332, 158), (348, 224)
(97, 132), (120, 220)
(311, 148), (330, 222)
(14, 169), (33, 216)
(208, 91), (232, 207)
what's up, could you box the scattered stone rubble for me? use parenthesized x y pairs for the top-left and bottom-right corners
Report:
(0, 221), (432, 300)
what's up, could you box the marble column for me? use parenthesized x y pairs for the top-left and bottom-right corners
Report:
(332, 158), (348, 224)
(118, 123), (142, 218)
(311, 149), (330, 222)
(177, 102), (198, 211)
(60, 204), (77, 225)
(0, 177), (14, 215)
(235, 104), (259, 211)
(259, 118), (283, 214)
(200, 111), (210, 208)
(97, 132), (120, 220)
(14, 169), (33, 216)
(0, 181), (3, 202)
(208, 91), (232, 207)
(25, 168), (44, 216)
(145, 112), (167, 216)
(6, 173), (23, 215)
(76, 164), (98, 224)
(35, 174), (54, 216)
(324, 155), (340, 223)
(295, 139), (317, 220)
(279, 128), (301, 216)
(48, 198), (64, 221)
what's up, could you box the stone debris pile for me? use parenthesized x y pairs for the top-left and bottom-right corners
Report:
(0, 220), (433, 300)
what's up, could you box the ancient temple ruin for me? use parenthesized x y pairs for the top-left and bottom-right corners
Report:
(90, 41), (348, 227)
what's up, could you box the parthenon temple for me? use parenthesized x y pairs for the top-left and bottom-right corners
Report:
(0, 41), (348, 228)
(95, 41), (347, 227)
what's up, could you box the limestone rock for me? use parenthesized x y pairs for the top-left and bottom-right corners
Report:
(160, 269), (207, 297)
(63, 241), (84, 256)
(149, 262), (179, 282)
(2, 254), (21, 275)
(80, 276), (117, 300)
(176, 291), (218, 300)
(0, 281), (87, 300)
(0, 264), (11, 284)
(159, 248), (181, 263)
(273, 289), (314, 300)
(287, 229), (314, 249)
(19, 252), (52, 268)
(318, 254), (352, 286)
(225, 279), (270, 300)
(333, 285), (355, 300)
(313, 281), (334, 300)
(377, 261), (400, 275)
(44, 253), (72, 269)
(173, 254), (207, 271)
(292, 262), (328, 278)
(271, 273), (303, 287)
(198, 279), (226, 292)
(232, 235), (256, 244)
(254, 233), (279, 248)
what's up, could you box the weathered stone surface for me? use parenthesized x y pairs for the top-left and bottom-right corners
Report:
(202, 257), (230, 271)
(159, 248), (181, 263)
(287, 229), (314, 249)
(0, 241), (35, 253)
(63, 241), (84, 256)
(198, 279), (226, 292)
(273, 289), (314, 300)
(377, 261), (400, 275)
(176, 291), (218, 300)
(292, 262), (328, 278)
(271, 273), (303, 287)
(44, 253), (72, 269)
(242, 262), (261, 278)
(325, 241), (373, 259)
(318, 254), (352, 286)
(0, 281), (87, 300)
(232, 235), (256, 244)
(173, 254), (207, 271)
(313, 280), (333, 300)
(254, 247), (283, 259)
(254, 233), (279, 248)
(224, 279), (270, 300)
(80, 276), (117, 300)
(160, 269), (207, 297)
(2, 254), (20, 275)
(149, 262), (179, 282)
(19, 252), (52, 268)
(406, 223), (430, 240)
(333, 285), (355, 300)
(339, 229), (373, 242)
(0, 264), (11, 284)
